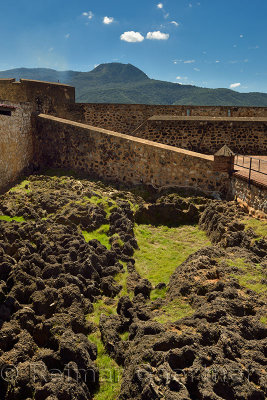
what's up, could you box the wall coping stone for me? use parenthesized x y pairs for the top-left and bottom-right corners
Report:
(149, 115), (267, 122)
(0, 78), (72, 88)
(79, 103), (267, 110)
(19, 78), (73, 88)
(38, 114), (214, 162)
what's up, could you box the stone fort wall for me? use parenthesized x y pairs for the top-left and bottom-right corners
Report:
(0, 100), (34, 191)
(0, 79), (74, 192)
(0, 80), (266, 214)
(0, 78), (75, 109)
(231, 174), (267, 217)
(54, 103), (267, 155)
(35, 114), (230, 196)
(132, 116), (267, 155)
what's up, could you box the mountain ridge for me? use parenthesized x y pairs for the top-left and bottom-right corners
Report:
(1, 62), (267, 106)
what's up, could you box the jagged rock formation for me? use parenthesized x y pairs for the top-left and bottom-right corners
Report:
(0, 174), (266, 399)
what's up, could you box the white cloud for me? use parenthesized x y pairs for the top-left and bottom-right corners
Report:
(174, 59), (196, 64)
(194, 67), (200, 71)
(65, 33), (70, 39)
(83, 11), (94, 19)
(120, 31), (144, 42)
(230, 82), (241, 89)
(103, 16), (114, 24)
(189, 3), (193, 7)
(215, 60), (220, 63)
(157, 3), (163, 8)
(164, 13), (170, 18)
(48, 47), (54, 52)
(176, 76), (188, 80)
(240, 34), (244, 38)
(170, 20), (179, 26)
(94, 64), (100, 68)
(146, 31), (169, 40)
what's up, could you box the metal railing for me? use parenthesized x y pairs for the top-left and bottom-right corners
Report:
(234, 154), (267, 184)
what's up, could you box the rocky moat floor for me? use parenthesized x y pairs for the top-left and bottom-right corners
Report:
(0, 171), (266, 400)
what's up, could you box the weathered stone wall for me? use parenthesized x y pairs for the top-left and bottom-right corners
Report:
(0, 79), (75, 113)
(132, 116), (267, 155)
(54, 103), (267, 134)
(0, 80), (75, 192)
(0, 101), (34, 191)
(35, 114), (230, 196)
(53, 103), (267, 155)
(231, 173), (267, 216)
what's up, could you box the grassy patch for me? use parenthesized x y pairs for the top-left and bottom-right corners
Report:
(9, 180), (30, 193)
(260, 316), (267, 325)
(114, 272), (128, 298)
(0, 215), (25, 222)
(232, 272), (266, 294)
(87, 260), (130, 399)
(154, 298), (194, 324)
(134, 224), (210, 286)
(119, 331), (129, 341)
(111, 234), (124, 248)
(226, 257), (246, 269)
(241, 217), (267, 240)
(84, 195), (116, 218)
(225, 258), (266, 295)
(87, 298), (117, 326)
(150, 287), (167, 301)
(83, 225), (111, 249)
(88, 331), (122, 400)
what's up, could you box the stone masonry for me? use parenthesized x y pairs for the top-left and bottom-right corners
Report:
(132, 116), (267, 155)
(35, 114), (230, 196)
(0, 79), (266, 213)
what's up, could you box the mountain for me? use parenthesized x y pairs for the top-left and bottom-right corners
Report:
(1, 62), (267, 106)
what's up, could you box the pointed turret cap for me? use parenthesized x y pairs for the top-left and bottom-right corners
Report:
(214, 145), (235, 156)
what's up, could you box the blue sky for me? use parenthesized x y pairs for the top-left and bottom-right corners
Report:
(0, 0), (266, 92)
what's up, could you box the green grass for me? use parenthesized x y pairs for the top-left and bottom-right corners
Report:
(260, 316), (267, 325)
(134, 224), (211, 286)
(0, 215), (25, 222)
(225, 257), (266, 295)
(84, 195), (117, 218)
(87, 260), (131, 399)
(153, 298), (194, 324)
(150, 287), (167, 301)
(119, 331), (129, 341)
(9, 179), (30, 193)
(88, 331), (122, 400)
(83, 225), (111, 249)
(87, 298), (117, 326)
(111, 234), (124, 248)
(226, 257), (246, 269)
(241, 217), (267, 239)
(114, 272), (128, 298)
(232, 272), (266, 294)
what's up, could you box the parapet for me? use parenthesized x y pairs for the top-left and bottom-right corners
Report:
(0, 78), (75, 106)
